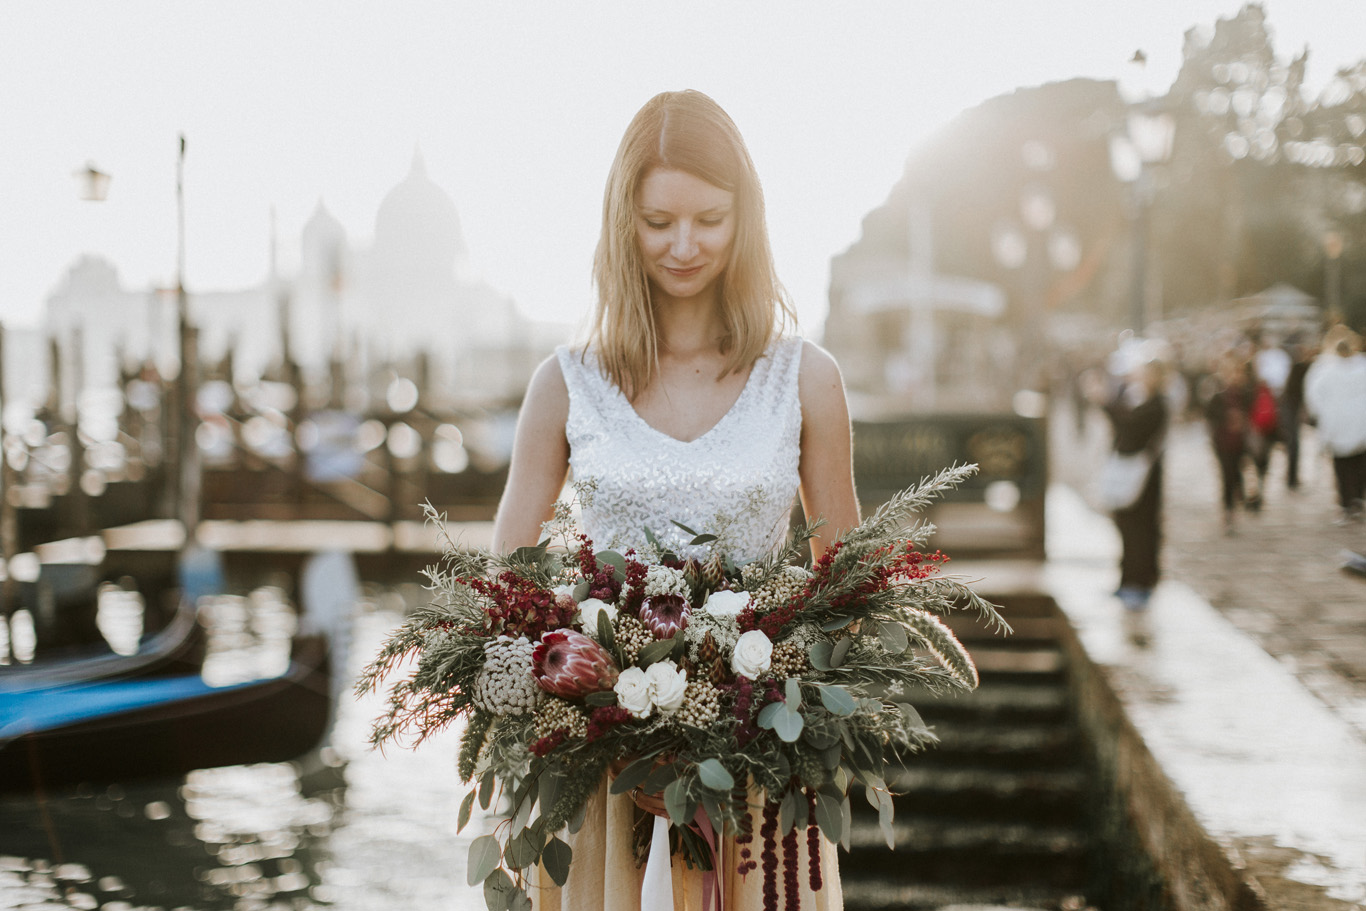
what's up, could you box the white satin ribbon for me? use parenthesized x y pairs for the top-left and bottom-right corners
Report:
(640, 815), (674, 909)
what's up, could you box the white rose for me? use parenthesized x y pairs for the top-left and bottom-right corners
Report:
(552, 584), (577, 599)
(577, 598), (618, 638)
(731, 629), (773, 680)
(646, 660), (688, 715)
(702, 589), (750, 618)
(614, 666), (654, 718)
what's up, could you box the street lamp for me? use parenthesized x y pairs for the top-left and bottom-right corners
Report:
(1109, 108), (1176, 331)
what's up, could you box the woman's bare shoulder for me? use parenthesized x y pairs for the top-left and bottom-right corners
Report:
(798, 340), (847, 406)
(523, 352), (570, 418)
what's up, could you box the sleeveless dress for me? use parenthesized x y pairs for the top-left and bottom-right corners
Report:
(532, 337), (843, 911)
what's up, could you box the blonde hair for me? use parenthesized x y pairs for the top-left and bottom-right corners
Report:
(589, 89), (795, 398)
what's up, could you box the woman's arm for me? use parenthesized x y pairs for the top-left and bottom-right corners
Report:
(490, 355), (572, 553)
(797, 340), (861, 561)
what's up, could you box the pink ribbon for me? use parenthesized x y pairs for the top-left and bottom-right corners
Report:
(695, 812), (725, 911)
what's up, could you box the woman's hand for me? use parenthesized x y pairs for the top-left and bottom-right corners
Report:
(608, 757), (670, 818)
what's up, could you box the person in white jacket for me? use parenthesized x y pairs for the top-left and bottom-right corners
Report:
(1304, 326), (1366, 523)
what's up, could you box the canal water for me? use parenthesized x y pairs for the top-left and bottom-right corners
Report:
(0, 586), (493, 911)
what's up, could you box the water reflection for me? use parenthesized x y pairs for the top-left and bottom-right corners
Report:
(0, 590), (483, 910)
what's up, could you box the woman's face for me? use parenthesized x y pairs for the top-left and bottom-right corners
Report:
(634, 167), (736, 306)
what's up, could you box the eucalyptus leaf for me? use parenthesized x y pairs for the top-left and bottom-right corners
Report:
(511, 787), (534, 833)
(896, 702), (930, 733)
(821, 615), (852, 632)
(641, 761), (680, 794)
(466, 834), (501, 886)
(772, 707), (805, 743)
(877, 790), (896, 850)
(670, 520), (701, 537)
(584, 690), (618, 707)
(573, 579), (591, 602)
(595, 550), (627, 583)
(756, 701), (785, 730)
(697, 758), (735, 791)
(784, 678), (801, 707)
(637, 637), (677, 668)
(819, 684), (857, 716)
(877, 620), (909, 654)
(596, 609), (616, 651)
(774, 750), (791, 781)
(821, 742), (842, 770)
(813, 792), (841, 843)
(457, 789), (476, 833)
(511, 544), (548, 565)
(664, 778), (691, 826)
(830, 637), (853, 668)
(803, 726), (839, 750)
(504, 830), (539, 871)
(779, 789), (799, 834)
(840, 796), (852, 851)
(542, 837), (572, 887)
(609, 755), (657, 794)
(478, 770), (495, 810)
(509, 888), (533, 911)
(808, 640), (834, 671)
(689, 534), (719, 545)
(483, 869), (515, 911)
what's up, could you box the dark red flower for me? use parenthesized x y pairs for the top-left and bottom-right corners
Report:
(639, 593), (690, 639)
(532, 629), (619, 698)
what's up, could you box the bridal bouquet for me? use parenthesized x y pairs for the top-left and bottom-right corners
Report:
(357, 464), (1005, 911)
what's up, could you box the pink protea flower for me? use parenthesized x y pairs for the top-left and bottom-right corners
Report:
(639, 594), (690, 640)
(532, 629), (619, 699)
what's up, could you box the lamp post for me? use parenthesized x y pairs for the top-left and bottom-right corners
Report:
(73, 162), (111, 202)
(173, 135), (201, 547)
(1109, 108), (1176, 331)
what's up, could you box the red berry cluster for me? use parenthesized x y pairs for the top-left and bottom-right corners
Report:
(576, 536), (625, 603)
(620, 556), (648, 616)
(727, 677), (758, 746)
(760, 801), (780, 911)
(805, 791), (822, 892)
(530, 728), (567, 757)
(781, 826), (800, 911)
(585, 705), (633, 742)
(465, 571), (578, 639)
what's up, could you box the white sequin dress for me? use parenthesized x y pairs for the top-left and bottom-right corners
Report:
(532, 336), (843, 911)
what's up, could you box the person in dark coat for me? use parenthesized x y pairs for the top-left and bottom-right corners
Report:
(1100, 357), (1170, 611)
(1204, 353), (1254, 534)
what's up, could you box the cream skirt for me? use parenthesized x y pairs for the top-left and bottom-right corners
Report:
(529, 777), (842, 911)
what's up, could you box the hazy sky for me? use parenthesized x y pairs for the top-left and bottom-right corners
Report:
(2, 1), (1362, 337)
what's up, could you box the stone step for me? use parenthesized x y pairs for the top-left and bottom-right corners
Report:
(907, 679), (1071, 723)
(870, 767), (1089, 824)
(909, 718), (1082, 768)
(841, 816), (1088, 886)
(841, 876), (1080, 911)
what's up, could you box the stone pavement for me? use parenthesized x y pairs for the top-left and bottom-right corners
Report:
(1051, 406), (1366, 742)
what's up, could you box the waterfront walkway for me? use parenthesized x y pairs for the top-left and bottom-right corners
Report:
(1054, 406), (1366, 741)
(1042, 405), (1366, 907)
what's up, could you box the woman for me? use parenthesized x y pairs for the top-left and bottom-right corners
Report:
(491, 90), (858, 911)
(1304, 327), (1366, 524)
(1098, 356), (1169, 611)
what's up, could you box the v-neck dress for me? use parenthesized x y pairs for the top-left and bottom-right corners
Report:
(555, 336), (804, 563)
(534, 336), (843, 911)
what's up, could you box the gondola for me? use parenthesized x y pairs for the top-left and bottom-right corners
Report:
(0, 633), (331, 792)
(0, 596), (206, 693)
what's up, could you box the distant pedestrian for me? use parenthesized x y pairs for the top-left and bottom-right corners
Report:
(1304, 327), (1366, 524)
(1204, 352), (1255, 534)
(1094, 354), (1170, 612)
(1281, 340), (1314, 489)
